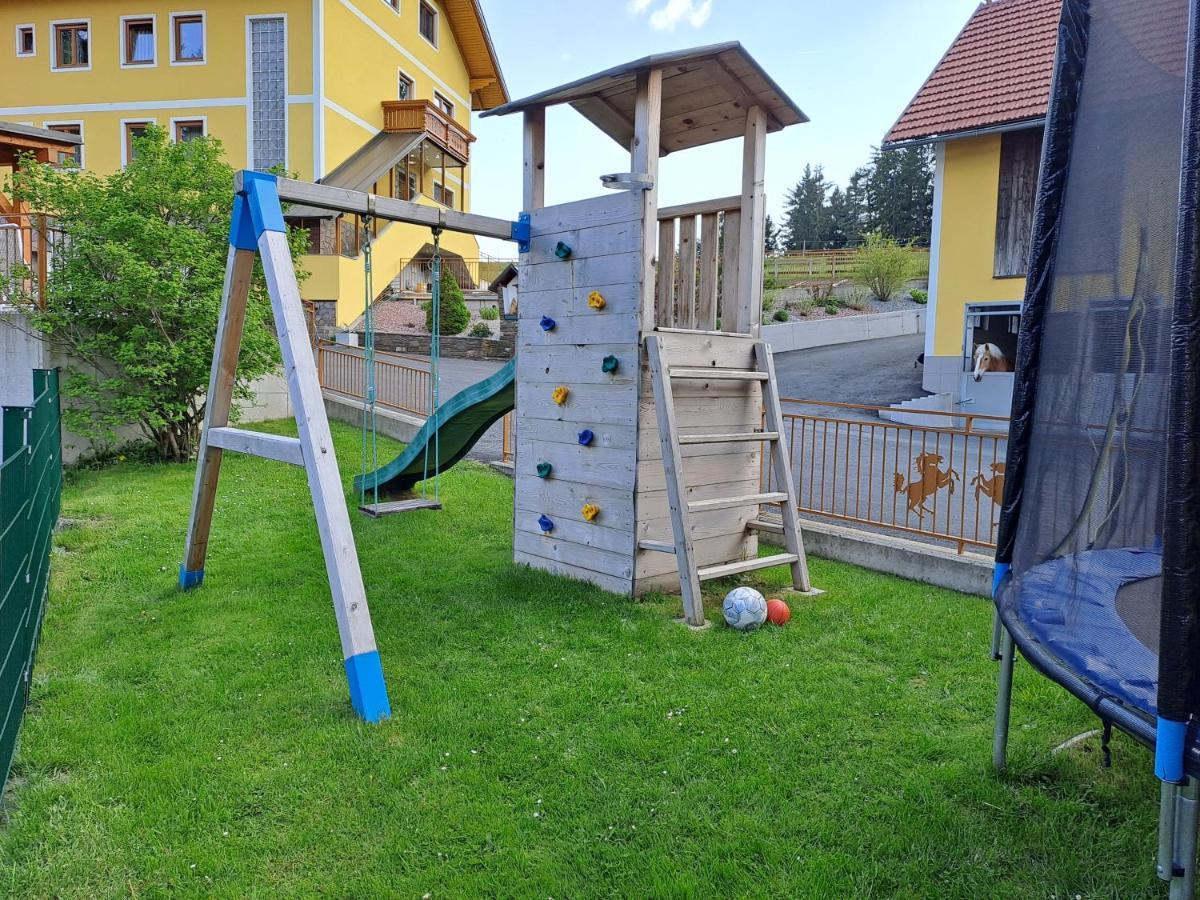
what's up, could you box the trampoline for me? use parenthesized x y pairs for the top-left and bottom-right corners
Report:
(991, 0), (1200, 894)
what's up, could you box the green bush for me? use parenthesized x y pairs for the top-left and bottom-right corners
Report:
(910, 289), (929, 305)
(824, 303), (840, 316)
(479, 305), (500, 321)
(425, 268), (470, 335)
(853, 232), (915, 301)
(468, 321), (493, 338)
(772, 308), (789, 322)
(844, 289), (872, 312)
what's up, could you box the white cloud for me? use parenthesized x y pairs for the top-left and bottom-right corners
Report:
(629, 0), (713, 31)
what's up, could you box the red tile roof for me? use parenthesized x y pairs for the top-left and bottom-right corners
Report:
(884, 0), (1061, 144)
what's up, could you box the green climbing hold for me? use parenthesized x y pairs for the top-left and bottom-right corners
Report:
(601, 354), (619, 374)
(554, 241), (572, 260)
(536, 461), (553, 479)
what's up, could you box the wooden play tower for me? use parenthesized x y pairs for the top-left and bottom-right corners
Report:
(484, 43), (817, 625)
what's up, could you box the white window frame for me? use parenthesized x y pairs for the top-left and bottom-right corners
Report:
(245, 14), (290, 172)
(15, 24), (35, 58)
(381, 0), (401, 13)
(49, 18), (92, 73)
(42, 120), (84, 168)
(418, 1), (439, 49)
(119, 14), (158, 69)
(433, 91), (453, 119)
(121, 117), (156, 168)
(397, 68), (415, 101)
(170, 115), (208, 143)
(169, 11), (206, 66)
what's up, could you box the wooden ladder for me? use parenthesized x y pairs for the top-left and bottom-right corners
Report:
(643, 334), (815, 627)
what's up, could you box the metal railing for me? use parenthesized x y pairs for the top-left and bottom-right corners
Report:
(317, 341), (431, 416)
(501, 411), (514, 464)
(768, 399), (1010, 553)
(389, 257), (512, 294)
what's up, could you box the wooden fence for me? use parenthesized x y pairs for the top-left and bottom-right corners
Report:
(765, 248), (930, 284)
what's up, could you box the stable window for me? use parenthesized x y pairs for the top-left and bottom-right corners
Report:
(123, 17), (155, 66)
(53, 22), (90, 69)
(398, 71), (414, 101)
(174, 119), (205, 142)
(124, 121), (154, 165)
(434, 92), (453, 118)
(994, 128), (1044, 278)
(172, 13), (204, 63)
(16, 25), (35, 57)
(963, 302), (1021, 373)
(46, 123), (82, 166)
(419, 2), (438, 46)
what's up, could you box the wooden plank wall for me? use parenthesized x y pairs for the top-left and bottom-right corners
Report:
(655, 206), (741, 330)
(994, 127), (1043, 278)
(634, 330), (760, 593)
(513, 191), (644, 594)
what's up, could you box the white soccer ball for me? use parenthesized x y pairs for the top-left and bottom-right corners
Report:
(722, 586), (768, 631)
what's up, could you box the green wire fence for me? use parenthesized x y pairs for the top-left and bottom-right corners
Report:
(1, 369), (62, 794)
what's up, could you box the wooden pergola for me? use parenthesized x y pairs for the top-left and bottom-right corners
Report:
(0, 121), (81, 216)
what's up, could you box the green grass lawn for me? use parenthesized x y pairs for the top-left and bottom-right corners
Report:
(0, 421), (1165, 897)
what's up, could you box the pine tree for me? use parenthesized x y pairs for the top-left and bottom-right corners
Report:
(781, 165), (831, 250)
(764, 215), (780, 255)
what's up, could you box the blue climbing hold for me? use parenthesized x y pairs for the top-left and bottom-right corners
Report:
(577, 429), (594, 446)
(554, 241), (572, 260)
(601, 355), (619, 374)
(538, 514), (554, 533)
(540, 315), (556, 332)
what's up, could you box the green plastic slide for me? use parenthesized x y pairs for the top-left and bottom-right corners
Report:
(353, 358), (515, 499)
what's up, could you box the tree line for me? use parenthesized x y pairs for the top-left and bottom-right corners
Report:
(766, 145), (933, 253)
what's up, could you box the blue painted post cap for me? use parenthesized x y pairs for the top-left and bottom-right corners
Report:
(512, 212), (531, 253)
(179, 564), (204, 590)
(344, 650), (391, 723)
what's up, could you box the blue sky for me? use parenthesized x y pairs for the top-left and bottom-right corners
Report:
(469, 0), (980, 253)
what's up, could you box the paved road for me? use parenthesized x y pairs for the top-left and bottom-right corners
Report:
(774, 333), (926, 417)
(435, 357), (507, 462)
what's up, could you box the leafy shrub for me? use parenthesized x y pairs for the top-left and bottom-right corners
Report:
(468, 321), (493, 338)
(853, 232), (914, 301)
(909, 289), (928, 304)
(844, 290), (872, 312)
(790, 296), (816, 317)
(772, 308), (789, 322)
(806, 281), (838, 304)
(824, 303), (840, 316)
(479, 305), (500, 320)
(425, 267), (470, 335)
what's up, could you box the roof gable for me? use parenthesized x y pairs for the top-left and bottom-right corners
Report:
(884, 0), (1061, 145)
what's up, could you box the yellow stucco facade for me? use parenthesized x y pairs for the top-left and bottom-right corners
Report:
(0, 0), (501, 325)
(931, 133), (1028, 358)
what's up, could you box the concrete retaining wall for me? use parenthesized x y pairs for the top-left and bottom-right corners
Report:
(323, 390), (423, 444)
(761, 307), (925, 353)
(763, 517), (992, 597)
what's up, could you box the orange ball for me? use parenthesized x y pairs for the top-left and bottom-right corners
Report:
(766, 598), (791, 626)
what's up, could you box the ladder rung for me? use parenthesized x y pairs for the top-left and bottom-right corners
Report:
(687, 492), (788, 513)
(637, 540), (676, 554)
(678, 431), (778, 445)
(746, 518), (784, 534)
(697, 553), (800, 581)
(669, 368), (768, 381)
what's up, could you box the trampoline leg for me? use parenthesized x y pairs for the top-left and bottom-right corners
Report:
(990, 609), (1003, 661)
(1165, 777), (1200, 900)
(992, 626), (1015, 770)
(1160, 781), (1179, 882)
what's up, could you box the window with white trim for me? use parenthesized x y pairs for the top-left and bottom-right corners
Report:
(124, 121), (154, 165)
(172, 13), (204, 63)
(16, 25), (35, 57)
(123, 17), (155, 66)
(53, 22), (90, 70)
(174, 119), (205, 143)
(419, 2), (438, 46)
(46, 123), (82, 166)
(434, 92), (453, 118)
(398, 71), (414, 101)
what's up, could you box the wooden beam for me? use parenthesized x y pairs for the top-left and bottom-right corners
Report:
(656, 218), (676, 327)
(697, 212), (719, 329)
(735, 107), (767, 335)
(522, 107), (545, 211)
(632, 69), (663, 334)
(207, 426), (304, 466)
(711, 57), (783, 131)
(657, 195), (741, 220)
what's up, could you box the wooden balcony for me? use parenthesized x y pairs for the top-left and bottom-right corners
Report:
(380, 100), (474, 164)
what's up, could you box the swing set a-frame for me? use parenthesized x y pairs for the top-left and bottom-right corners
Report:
(178, 170), (526, 723)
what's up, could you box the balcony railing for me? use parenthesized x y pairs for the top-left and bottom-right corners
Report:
(381, 100), (474, 163)
(317, 341), (431, 417)
(0, 213), (65, 307)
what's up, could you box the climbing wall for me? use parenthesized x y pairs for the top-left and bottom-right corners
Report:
(634, 330), (761, 593)
(513, 191), (644, 594)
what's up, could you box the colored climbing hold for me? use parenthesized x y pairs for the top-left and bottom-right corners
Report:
(588, 291), (606, 310)
(540, 315), (556, 332)
(536, 461), (553, 479)
(577, 429), (594, 446)
(601, 355), (619, 374)
(554, 241), (573, 260)
(552, 385), (570, 405)
(538, 514), (554, 533)
(581, 504), (600, 522)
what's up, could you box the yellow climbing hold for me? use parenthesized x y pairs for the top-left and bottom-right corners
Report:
(588, 291), (606, 310)
(552, 385), (570, 405)
(581, 503), (600, 522)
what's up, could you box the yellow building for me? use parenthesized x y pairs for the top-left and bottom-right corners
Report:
(0, 0), (507, 326)
(883, 0), (1059, 415)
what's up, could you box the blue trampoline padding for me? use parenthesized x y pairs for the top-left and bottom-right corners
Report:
(1015, 547), (1162, 718)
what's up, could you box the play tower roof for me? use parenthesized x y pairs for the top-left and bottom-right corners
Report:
(481, 42), (807, 153)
